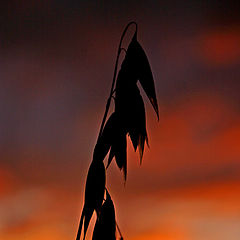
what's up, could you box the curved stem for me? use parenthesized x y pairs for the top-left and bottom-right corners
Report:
(109, 21), (138, 102)
(105, 186), (124, 239)
(116, 221), (124, 239)
(97, 22), (138, 141)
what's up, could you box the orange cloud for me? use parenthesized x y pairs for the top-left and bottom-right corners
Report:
(197, 27), (240, 66)
(143, 93), (240, 174)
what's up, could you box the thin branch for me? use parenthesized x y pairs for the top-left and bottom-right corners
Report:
(97, 22), (138, 141)
(116, 221), (124, 239)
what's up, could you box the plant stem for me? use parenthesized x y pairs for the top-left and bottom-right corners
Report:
(116, 221), (124, 239)
(97, 21), (138, 141)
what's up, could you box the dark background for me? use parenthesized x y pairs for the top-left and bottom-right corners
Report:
(1, 1), (240, 239)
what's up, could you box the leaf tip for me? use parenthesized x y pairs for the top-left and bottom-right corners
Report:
(123, 171), (127, 185)
(150, 97), (159, 121)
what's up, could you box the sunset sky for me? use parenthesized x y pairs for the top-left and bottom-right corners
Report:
(1, 1), (240, 240)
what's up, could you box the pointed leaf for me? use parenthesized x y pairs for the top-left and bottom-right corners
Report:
(106, 147), (115, 169)
(108, 132), (127, 181)
(92, 190), (116, 240)
(127, 90), (148, 163)
(133, 39), (159, 120)
(105, 113), (127, 181)
(76, 160), (105, 240)
(116, 33), (159, 120)
(93, 113), (117, 162)
(115, 83), (148, 163)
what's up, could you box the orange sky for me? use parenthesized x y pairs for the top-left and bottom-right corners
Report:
(1, 91), (240, 240)
(1, 1), (240, 240)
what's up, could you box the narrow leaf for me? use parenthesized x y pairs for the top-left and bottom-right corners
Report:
(105, 113), (127, 181)
(134, 39), (159, 120)
(117, 33), (159, 120)
(127, 90), (148, 163)
(93, 113), (117, 162)
(108, 132), (127, 181)
(76, 160), (105, 240)
(92, 190), (116, 240)
(115, 83), (148, 163)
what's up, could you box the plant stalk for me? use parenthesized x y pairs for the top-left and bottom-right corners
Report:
(97, 21), (138, 141)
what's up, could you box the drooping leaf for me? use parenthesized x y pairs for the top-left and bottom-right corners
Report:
(134, 41), (159, 120)
(92, 190), (116, 240)
(127, 90), (148, 164)
(93, 110), (127, 180)
(115, 83), (148, 164)
(116, 32), (159, 120)
(103, 111), (127, 181)
(76, 160), (106, 240)
(93, 113), (118, 162)
(107, 131), (127, 181)
(138, 133), (148, 164)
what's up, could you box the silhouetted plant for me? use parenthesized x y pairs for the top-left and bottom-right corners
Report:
(76, 22), (159, 240)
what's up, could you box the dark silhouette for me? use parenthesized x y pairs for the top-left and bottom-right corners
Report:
(92, 190), (116, 240)
(76, 22), (158, 240)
